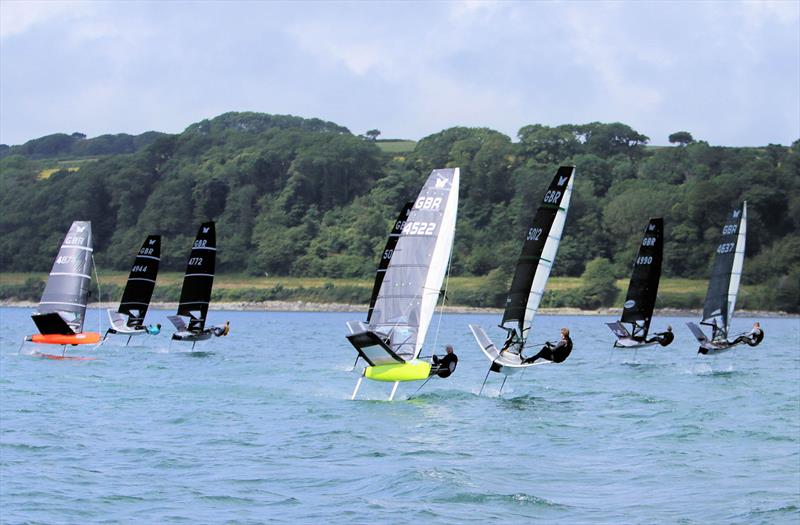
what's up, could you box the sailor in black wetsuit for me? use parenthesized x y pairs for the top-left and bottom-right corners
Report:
(431, 344), (458, 378)
(645, 325), (674, 346)
(522, 328), (573, 364)
(212, 321), (230, 337)
(734, 322), (764, 346)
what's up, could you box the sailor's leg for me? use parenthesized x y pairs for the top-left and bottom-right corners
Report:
(478, 367), (491, 395)
(388, 382), (400, 401)
(350, 376), (364, 400)
(499, 375), (508, 396)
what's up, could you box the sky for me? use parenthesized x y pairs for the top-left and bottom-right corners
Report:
(1, 0), (798, 147)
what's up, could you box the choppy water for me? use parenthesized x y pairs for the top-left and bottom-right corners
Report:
(1, 307), (798, 524)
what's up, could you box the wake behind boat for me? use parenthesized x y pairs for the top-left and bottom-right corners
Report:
(687, 202), (763, 354)
(607, 218), (674, 350)
(168, 221), (229, 348)
(105, 235), (162, 344)
(22, 221), (101, 359)
(469, 166), (575, 395)
(346, 168), (460, 401)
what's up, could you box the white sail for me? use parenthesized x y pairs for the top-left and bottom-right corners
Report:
(521, 172), (574, 340)
(725, 201), (746, 334)
(369, 168), (460, 359)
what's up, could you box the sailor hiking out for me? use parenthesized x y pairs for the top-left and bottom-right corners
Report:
(522, 328), (573, 364)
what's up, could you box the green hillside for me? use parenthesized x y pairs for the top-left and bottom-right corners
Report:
(1, 112), (797, 311)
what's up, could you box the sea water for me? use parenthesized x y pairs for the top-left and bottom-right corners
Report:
(1, 307), (798, 524)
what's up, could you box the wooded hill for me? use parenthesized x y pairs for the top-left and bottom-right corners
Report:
(1, 112), (797, 312)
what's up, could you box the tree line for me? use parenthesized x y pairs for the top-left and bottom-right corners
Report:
(1, 112), (797, 311)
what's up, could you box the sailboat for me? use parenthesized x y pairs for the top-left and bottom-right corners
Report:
(168, 221), (228, 347)
(687, 202), (762, 354)
(22, 221), (101, 358)
(346, 168), (460, 400)
(606, 218), (673, 349)
(469, 166), (575, 395)
(105, 235), (162, 343)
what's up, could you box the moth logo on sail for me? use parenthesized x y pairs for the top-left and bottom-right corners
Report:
(202, 227), (210, 233)
(76, 226), (87, 233)
(732, 209), (741, 219)
(434, 175), (450, 188)
(149, 239), (157, 245)
(557, 175), (568, 187)
(648, 223), (656, 231)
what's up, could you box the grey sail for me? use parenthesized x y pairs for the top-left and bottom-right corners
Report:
(368, 168), (460, 359)
(33, 221), (93, 334)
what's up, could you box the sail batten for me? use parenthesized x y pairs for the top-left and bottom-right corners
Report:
(116, 235), (161, 329)
(501, 166), (575, 343)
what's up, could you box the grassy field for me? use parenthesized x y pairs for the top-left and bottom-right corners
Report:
(375, 139), (416, 154)
(0, 271), (708, 294)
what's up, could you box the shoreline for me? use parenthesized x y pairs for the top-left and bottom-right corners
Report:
(1, 300), (795, 318)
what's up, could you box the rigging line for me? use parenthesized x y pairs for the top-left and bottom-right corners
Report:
(431, 245), (454, 356)
(407, 374), (434, 400)
(92, 254), (102, 336)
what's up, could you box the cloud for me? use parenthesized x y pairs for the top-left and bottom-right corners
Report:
(0, 0), (91, 39)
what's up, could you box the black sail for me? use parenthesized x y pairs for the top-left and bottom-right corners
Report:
(177, 222), (216, 332)
(366, 202), (412, 323)
(701, 203), (745, 337)
(118, 235), (161, 328)
(501, 166), (574, 336)
(620, 218), (663, 338)
(34, 221), (93, 334)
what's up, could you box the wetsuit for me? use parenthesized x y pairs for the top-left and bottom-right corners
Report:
(645, 331), (674, 346)
(735, 328), (764, 346)
(523, 337), (573, 364)
(432, 353), (458, 378)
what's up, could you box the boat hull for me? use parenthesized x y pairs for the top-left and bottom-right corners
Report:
(30, 332), (101, 345)
(364, 359), (431, 382)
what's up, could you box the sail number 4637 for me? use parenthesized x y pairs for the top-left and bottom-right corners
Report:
(717, 242), (735, 254)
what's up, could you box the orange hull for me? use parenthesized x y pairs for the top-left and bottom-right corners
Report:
(31, 332), (102, 345)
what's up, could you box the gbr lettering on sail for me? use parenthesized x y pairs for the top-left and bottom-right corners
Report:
(402, 196), (442, 236)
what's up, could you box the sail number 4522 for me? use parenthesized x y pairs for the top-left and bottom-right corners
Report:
(402, 221), (437, 235)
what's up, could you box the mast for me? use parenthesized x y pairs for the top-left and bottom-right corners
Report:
(501, 166), (574, 347)
(368, 168), (460, 359)
(620, 218), (664, 338)
(34, 221), (93, 333)
(118, 235), (161, 328)
(701, 203), (746, 340)
(367, 202), (412, 323)
(177, 222), (216, 333)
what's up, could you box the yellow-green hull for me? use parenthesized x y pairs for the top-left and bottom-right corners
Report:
(364, 359), (431, 382)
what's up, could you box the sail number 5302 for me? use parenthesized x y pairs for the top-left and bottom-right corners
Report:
(527, 227), (543, 241)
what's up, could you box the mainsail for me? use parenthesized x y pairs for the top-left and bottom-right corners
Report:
(177, 222), (216, 333)
(620, 218), (664, 338)
(33, 221), (93, 334)
(115, 235), (161, 328)
(368, 168), (460, 359)
(367, 202), (412, 323)
(701, 202), (746, 339)
(501, 166), (574, 345)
